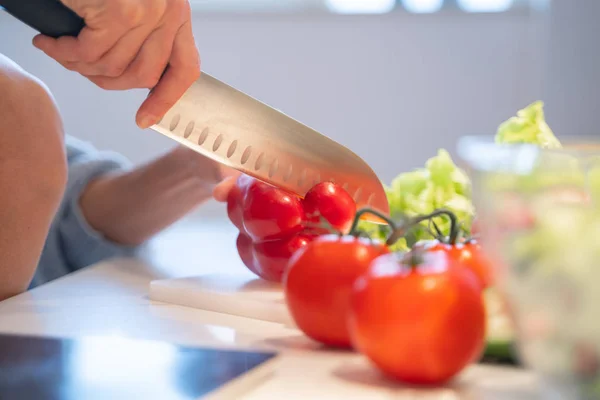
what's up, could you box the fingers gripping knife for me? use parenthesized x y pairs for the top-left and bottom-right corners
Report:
(1, 0), (390, 218)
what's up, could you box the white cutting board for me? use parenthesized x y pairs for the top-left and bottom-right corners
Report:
(149, 271), (294, 325)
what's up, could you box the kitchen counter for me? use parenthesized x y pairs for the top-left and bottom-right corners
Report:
(0, 217), (542, 399)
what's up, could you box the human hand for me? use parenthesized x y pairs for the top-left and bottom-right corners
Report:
(79, 145), (238, 245)
(32, 0), (200, 129)
(213, 174), (240, 203)
(164, 145), (239, 202)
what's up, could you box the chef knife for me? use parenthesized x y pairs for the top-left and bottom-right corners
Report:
(0, 0), (390, 218)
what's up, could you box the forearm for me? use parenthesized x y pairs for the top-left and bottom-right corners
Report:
(80, 146), (221, 246)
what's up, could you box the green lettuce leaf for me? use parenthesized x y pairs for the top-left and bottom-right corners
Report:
(360, 101), (563, 251)
(358, 149), (475, 251)
(495, 101), (562, 149)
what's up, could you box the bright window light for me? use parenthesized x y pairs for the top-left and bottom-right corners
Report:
(402, 0), (444, 13)
(325, 0), (396, 14)
(457, 0), (514, 12)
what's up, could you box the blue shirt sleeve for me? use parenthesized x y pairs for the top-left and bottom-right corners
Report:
(31, 136), (145, 288)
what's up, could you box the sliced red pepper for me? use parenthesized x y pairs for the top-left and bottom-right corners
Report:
(252, 234), (316, 282)
(226, 176), (357, 282)
(242, 180), (305, 241)
(236, 233), (257, 275)
(226, 175), (254, 232)
(303, 181), (357, 234)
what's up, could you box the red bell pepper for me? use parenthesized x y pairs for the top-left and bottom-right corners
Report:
(226, 175), (357, 282)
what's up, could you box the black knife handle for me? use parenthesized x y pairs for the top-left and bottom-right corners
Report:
(0, 0), (84, 38)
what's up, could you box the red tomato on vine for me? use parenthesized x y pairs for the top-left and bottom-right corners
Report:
(348, 248), (487, 385)
(284, 232), (389, 348)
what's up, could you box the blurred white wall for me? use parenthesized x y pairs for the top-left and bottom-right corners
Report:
(0, 1), (596, 219)
(542, 0), (600, 136)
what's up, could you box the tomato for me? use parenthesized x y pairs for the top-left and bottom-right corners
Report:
(252, 234), (315, 282)
(242, 180), (305, 241)
(423, 240), (494, 289)
(303, 181), (356, 233)
(283, 234), (389, 348)
(348, 249), (486, 385)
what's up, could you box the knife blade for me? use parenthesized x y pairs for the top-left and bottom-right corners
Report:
(151, 73), (389, 214)
(1, 0), (390, 217)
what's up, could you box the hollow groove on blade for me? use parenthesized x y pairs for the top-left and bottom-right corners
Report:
(151, 72), (389, 217)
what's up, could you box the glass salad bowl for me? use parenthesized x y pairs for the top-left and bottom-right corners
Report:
(457, 135), (600, 399)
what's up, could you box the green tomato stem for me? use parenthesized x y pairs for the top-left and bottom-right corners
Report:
(401, 247), (425, 267)
(386, 208), (459, 247)
(430, 219), (444, 240)
(348, 208), (397, 237)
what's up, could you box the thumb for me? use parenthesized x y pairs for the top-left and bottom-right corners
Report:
(212, 176), (238, 203)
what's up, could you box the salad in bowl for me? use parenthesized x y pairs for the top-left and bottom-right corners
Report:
(459, 101), (600, 399)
